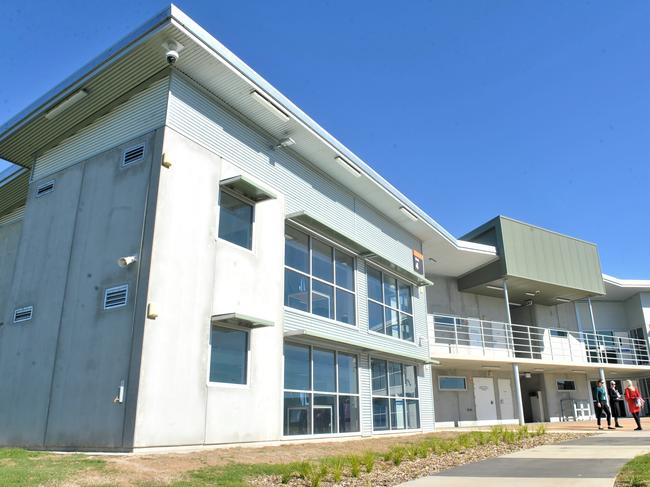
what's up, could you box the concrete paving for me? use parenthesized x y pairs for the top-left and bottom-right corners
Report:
(399, 430), (650, 487)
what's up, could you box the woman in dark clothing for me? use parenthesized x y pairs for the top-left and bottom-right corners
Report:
(608, 381), (623, 428)
(595, 380), (615, 430)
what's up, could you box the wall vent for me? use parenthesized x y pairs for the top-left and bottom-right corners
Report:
(104, 285), (129, 310)
(36, 180), (55, 197)
(122, 144), (145, 167)
(13, 306), (33, 323)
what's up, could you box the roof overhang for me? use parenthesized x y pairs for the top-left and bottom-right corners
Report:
(598, 274), (650, 301)
(0, 5), (497, 277)
(0, 166), (29, 218)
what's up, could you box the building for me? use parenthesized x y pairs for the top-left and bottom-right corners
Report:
(0, 6), (648, 451)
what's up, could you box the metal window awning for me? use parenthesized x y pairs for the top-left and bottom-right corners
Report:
(211, 312), (274, 329)
(220, 175), (277, 202)
(286, 211), (432, 287)
(284, 329), (438, 365)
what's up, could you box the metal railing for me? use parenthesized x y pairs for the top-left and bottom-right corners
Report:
(430, 315), (650, 366)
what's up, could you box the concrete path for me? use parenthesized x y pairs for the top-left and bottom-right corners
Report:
(399, 430), (650, 487)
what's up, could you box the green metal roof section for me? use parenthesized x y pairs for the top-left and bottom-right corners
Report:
(459, 216), (605, 303)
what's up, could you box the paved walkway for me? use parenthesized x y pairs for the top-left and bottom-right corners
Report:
(399, 429), (650, 487)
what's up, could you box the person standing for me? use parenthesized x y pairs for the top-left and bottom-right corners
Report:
(608, 381), (623, 428)
(595, 379), (615, 430)
(624, 380), (644, 431)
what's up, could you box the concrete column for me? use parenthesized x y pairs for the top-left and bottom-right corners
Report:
(503, 279), (525, 425)
(512, 363), (525, 425)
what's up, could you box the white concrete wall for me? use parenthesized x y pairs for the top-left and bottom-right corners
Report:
(541, 372), (592, 422)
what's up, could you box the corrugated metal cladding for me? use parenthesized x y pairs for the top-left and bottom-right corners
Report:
(0, 206), (25, 226)
(419, 364), (435, 432)
(499, 217), (605, 295)
(0, 171), (29, 219)
(32, 78), (169, 181)
(359, 353), (372, 435)
(166, 74), (420, 273)
(0, 25), (176, 167)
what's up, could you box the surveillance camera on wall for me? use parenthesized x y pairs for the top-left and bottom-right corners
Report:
(117, 255), (138, 268)
(162, 40), (184, 65)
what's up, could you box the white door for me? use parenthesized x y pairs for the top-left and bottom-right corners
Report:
(474, 377), (498, 421)
(498, 378), (514, 419)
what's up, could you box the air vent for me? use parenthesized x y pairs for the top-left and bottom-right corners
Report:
(104, 285), (128, 310)
(122, 144), (145, 167)
(36, 180), (55, 197)
(13, 306), (33, 323)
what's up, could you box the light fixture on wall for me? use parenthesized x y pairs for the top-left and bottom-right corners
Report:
(525, 291), (540, 297)
(509, 302), (522, 307)
(250, 90), (290, 121)
(45, 89), (89, 120)
(399, 206), (418, 222)
(275, 137), (295, 149)
(117, 255), (138, 268)
(556, 297), (571, 303)
(486, 285), (504, 291)
(335, 155), (362, 177)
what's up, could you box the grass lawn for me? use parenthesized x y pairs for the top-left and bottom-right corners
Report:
(0, 426), (548, 487)
(0, 448), (106, 487)
(617, 454), (650, 487)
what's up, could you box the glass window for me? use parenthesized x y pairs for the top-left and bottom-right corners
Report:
(313, 349), (336, 392)
(367, 266), (414, 342)
(371, 359), (388, 395)
(371, 358), (420, 431)
(438, 376), (467, 391)
(312, 240), (334, 282)
(284, 270), (309, 312)
(339, 395), (360, 433)
(209, 326), (248, 384)
(335, 289), (355, 325)
(312, 281), (334, 319)
(388, 362), (404, 396)
(367, 267), (383, 302)
(285, 227), (309, 272)
(404, 365), (418, 397)
(218, 191), (253, 249)
(283, 344), (360, 436)
(337, 353), (358, 394)
(556, 379), (576, 391)
(284, 392), (310, 435)
(284, 226), (356, 326)
(284, 344), (310, 390)
(372, 397), (389, 431)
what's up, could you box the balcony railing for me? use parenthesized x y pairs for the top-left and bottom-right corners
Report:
(430, 314), (650, 367)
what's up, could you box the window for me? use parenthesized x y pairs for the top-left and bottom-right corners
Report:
(438, 376), (467, 391)
(556, 379), (576, 391)
(284, 226), (356, 325)
(283, 343), (360, 435)
(367, 267), (414, 341)
(550, 329), (568, 338)
(209, 326), (248, 384)
(218, 190), (253, 249)
(371, 358), (420, 431)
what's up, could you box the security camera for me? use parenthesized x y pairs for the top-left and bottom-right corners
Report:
(166, 49), (179, 65)
(117, 255), (138, 268)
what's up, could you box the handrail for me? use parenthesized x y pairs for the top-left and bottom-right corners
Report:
(430, 314), (650, 366)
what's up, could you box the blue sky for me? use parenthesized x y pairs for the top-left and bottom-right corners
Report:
(2, 1), (649, 277)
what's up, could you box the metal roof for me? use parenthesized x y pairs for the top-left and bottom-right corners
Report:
(0, 5), (497, 277)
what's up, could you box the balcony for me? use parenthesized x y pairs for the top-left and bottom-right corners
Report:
(430, 314), (650, 367)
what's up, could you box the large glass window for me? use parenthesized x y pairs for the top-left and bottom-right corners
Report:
(284, 226), (356, 326)
(209, 326), (248, 384)
(367, 267), (414, 341)
(371, 358), (420, 430)
(218, 190), (253, 249)
(283, 343), (360, 435)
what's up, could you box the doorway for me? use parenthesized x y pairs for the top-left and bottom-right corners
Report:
(473, 377), (498, 421)
(519, 373), (547, 423)
(498, 378), (515, 420)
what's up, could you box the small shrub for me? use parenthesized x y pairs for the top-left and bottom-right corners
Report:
(349, 455), (361, 478)
(362, 451), (375, 472)
(330, 458), (344, 483)
(416, 443), (430, 458)
(516, 425), (529, 440)
(535, 424), (547, 436)
(296, 461), (312, 480)
(390, 446), (406, 466)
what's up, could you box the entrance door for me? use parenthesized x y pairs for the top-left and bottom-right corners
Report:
(498, 379), (514, 420)
(474, 377), (498, 421)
